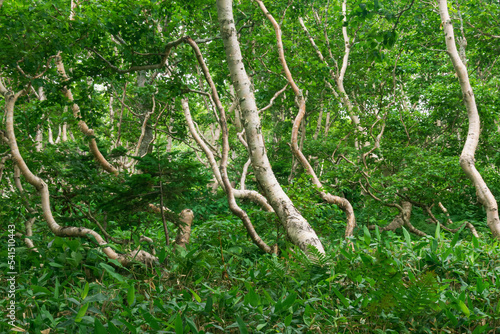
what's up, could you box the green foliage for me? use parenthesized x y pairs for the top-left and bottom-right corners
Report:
(2, 0), (500, 333)
(3, 220), (500, 333)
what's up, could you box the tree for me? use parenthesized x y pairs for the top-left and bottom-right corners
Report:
(438, 0), (500, 239)
(1, 0), (500, 269)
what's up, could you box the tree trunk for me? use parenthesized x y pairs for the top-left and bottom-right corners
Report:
(256, 0), (356, 239)
(438, 0), (500, 239)
(136, 71), (154, 157)
(2, 87), (157, 266)
(55, 54), (119, 175)
(216, 0), (325, 253)
(174, 209), (194, 249)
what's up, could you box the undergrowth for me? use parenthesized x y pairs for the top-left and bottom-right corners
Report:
(1, 219), (500, 333)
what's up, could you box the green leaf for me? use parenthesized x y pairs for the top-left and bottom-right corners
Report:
(275, 292), (297, 313)
(94, 319), (107, 334)
(108, 321), (121, 334)
(303, 304), (315, 326)
(121, 319), (138, 334)
(434, 222), (441, 240)
(158, 247), (167, 263)
(331, 286), (349, 308)
(127, 285), (135, 306)
(205, 295), (213, 313)
(75, 303), (89, 323)
(284, 313), (292, 327)
(458, 300), (470, 317)
(450, 228), (461, 248)
(402, 227), (412, 249)
(185, 316), (199, 334)
(99, 263), (124, 282)
(81, 282), (89, 300)
(189, 288), (201, 303)
(84, 293), (108, 303)
(175, 313), (183, 334)
(443, 307), (458, 326)
(54, 278), (60, 299)
(363, 225), (371, 245)
(244, 284), (261, 308)
(235, 315), (248, 334)
(49, 262), (64, 268)
(472, 235), (479, 248)
(143, 312), (161, 330)
(472, 325), (489, 334)
(40, 305), (55, 326)
(32, 285), (51, 295)
(374, 226), (381, 241)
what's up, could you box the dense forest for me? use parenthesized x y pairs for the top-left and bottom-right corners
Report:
(1, 0), (500, 332)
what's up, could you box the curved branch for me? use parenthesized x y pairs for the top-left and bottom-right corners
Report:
(240, 158), (252, 191)
(182, 97), (274, 215)
(3, 87), (157, 266)
(55, 53), (119, 175)
(13, 165), (38, 250)
(86, 37), (184, 74)
(438, 0), (500, 239)
(182, 95), (272, 253)
(258, 84), (288, 113)
(256, 0), (356, 238)
(187, 39), (274, 253)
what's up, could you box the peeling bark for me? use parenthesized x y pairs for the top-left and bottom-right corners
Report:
(0, 154), (10, 184)
(175, 209), (194, 249)
(48, 121), (55, 145)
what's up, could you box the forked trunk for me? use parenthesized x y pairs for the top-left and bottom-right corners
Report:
(216, 0), (325, 253)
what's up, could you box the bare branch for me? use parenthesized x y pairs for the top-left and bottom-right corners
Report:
(258, 84), (288, 113)
(467, 22), (500, 39)
(2, 86), (157, 266)
(87, 37), (184, 74)
(256, 0), (356, 239)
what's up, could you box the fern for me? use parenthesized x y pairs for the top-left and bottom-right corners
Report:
(307, 244), (332, 268)
(397, 271), (440, 316)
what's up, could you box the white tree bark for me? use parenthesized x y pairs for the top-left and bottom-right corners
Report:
(256, 0), (356, 239)
(216, 0), (325, 253)
(183, 37), (275, 253)
(55, 53), (119, 175)
(438, 0), (500, 239)
(181, 97), (273, 212)
(48, 120), (55, 145)
(1, 85), (157, 266)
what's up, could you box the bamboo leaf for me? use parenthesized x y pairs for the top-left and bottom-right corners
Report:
(75, 303), (89, 323)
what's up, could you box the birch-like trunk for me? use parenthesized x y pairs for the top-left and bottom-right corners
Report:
(256, 0), (356, 239)
(216, 0), (325, 253)
(1, 86), (157, 266)
(438, 0), (500, 239)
